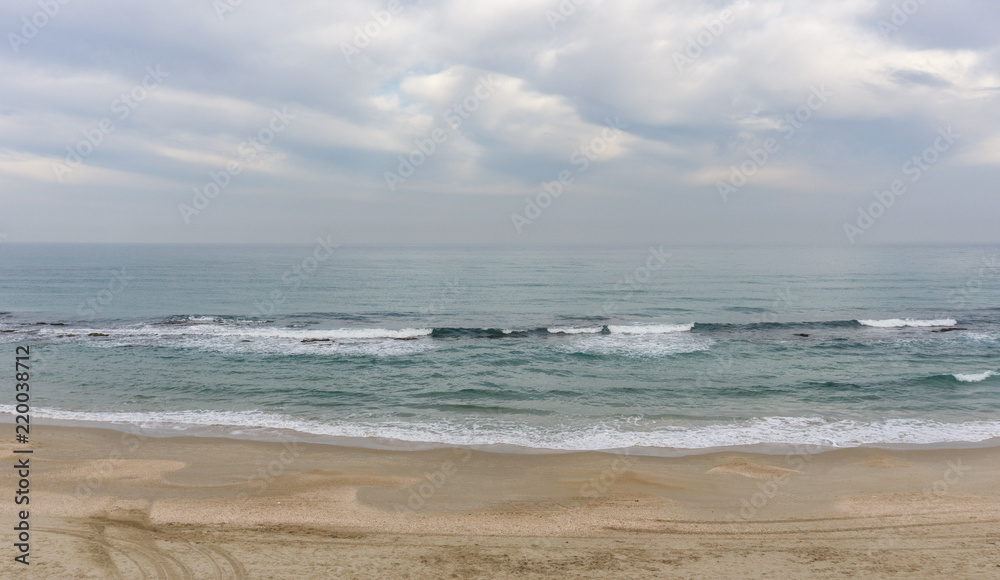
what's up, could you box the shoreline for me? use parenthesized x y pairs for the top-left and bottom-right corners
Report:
(2, 423), (999, 577)
(4, 414), (1000, 457)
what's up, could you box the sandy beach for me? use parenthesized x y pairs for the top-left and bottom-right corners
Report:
(0, 425), (997, 578)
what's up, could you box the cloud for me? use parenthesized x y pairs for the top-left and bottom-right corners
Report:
(0, 0), (997, 243)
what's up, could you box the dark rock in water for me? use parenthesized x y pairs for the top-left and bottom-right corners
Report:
(794, 333), (809, 337)
(395, 337), (418, 341)
(56, 334), (78, 338)
(50, 322), (66, 326)
(240, 339), (252, 342)
(35, 322), (47, 325)
(88, 332), (109, 337)
(0, 330), (14, 333)
(301, 338), (332, 343)
(932, 327), (967, 333)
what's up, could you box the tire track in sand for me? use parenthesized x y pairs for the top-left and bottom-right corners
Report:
(37, 526), (247, 579)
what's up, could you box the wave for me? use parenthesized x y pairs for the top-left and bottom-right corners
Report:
(607, 323), (694, 334)
(9, 407), (1000, 451)
(35, 324), (433, 341)
(0, 315), (983, 357)
(157, 314), (268, 325)
(547, 326), (604, 334)
(445, 324), (695, 336)
(556, 338), (711, 358)
(3, 320), (709, 358)
(555, 330), (709, 358)
(305, 328), (431, 340)
(14, 323), (435, 357)
(858, 318), (957, 328)
(433, 323), (704, 356)
(690, 319), (965, 332)
(954, 371), (997, 383)
(432, 327), (536, 338)
(2, 315), (977, 335)
(436, 324), (694, 337)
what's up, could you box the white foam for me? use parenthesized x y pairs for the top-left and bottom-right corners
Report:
(39, 324), (431, 340)
(555, 334), (712, 357)
(962, 332), (999, 342)
(606, 323), (694, 334)
(180, 326), (432, 340)
(240, 338), (434, 357)
(303, 327), (431, 340)
(858, 318), (957, 328)
(34, 324), (434, 357)
(547, 326), (603, 334)
(954, 371), (997, 383)
(7, 408), (1000, 451)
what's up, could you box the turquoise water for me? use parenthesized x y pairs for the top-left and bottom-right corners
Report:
(1, 244), (999, 451)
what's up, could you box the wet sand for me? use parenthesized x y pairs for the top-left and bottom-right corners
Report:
(2, 425), (999, 578)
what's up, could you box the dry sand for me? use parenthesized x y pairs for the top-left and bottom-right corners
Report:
(2, 425), (999, 578)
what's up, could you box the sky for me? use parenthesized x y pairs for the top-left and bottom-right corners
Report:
(0, 0), (998, 245)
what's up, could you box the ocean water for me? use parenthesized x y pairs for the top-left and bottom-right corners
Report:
(1, 244), (999, 453)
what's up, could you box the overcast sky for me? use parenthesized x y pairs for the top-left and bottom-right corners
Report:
(0, 0), (998, 244)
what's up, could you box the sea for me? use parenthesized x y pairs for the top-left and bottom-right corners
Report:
(1, 243), (999, 454)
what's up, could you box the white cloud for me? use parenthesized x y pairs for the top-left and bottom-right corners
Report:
(1, 0), (998, 242)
